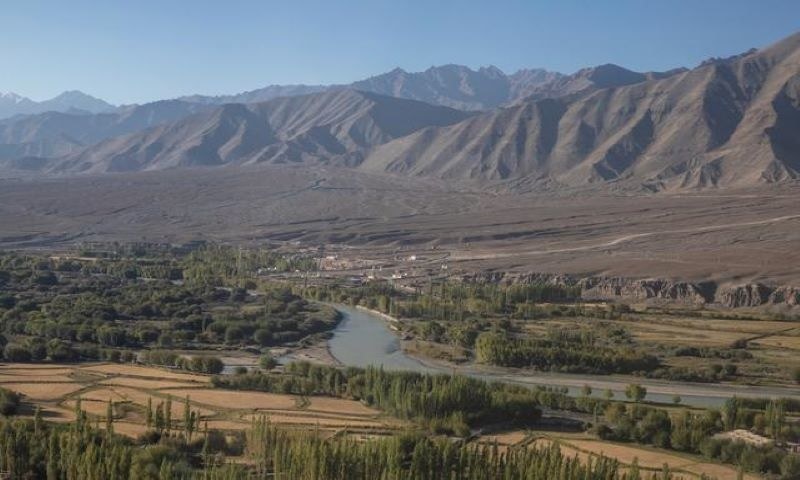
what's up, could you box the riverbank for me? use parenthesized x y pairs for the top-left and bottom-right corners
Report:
(281, 342), (340, 366)
(355, 306), (400, 328)
(325, 304), (800, 408)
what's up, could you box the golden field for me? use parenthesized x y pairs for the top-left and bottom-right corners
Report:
(0, 362), (401, 438)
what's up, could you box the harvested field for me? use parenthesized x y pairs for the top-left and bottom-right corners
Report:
(0, 367), (77, 376)
(752, 335), (800, 350)
(618, 322), (746, 347)
(0, 375), (78, 384)
(242, 413), (386, 428)
(99, 377), (199, 390)
(0, 362), (404, 439)
(644, 319), (798, 335)
(568, 439), (698, 469)
(477, 430), (529, 446)
(158, 389), (298, 410)
(79, 364), (210, 383)
(66, 387), (216, 418)
(540, 437), (761, 480)
(63, 399), (109, 416)
(2, 382), (83, 400)
(306, 397), (381, 416)
(38, 406), (77, 423)
(106, 422), (150, 438)
(74, 387), (129, 403)
(204, 420), (251, 431)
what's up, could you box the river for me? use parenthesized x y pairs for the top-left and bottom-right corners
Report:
(327, 305), (800, 409)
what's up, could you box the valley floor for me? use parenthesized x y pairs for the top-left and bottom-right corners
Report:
(0, 165), (799, 285)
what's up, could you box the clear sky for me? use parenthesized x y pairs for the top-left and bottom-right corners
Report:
(2, 0), (798, 105)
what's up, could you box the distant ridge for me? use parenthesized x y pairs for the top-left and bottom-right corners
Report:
(176, 63), (676, 112)
(2, 31), (800, 194)
(45, 89), (472, 173)
(0, 100), (212, 163)
(0, 90), (115, 120)
(360, 32), (800, 191)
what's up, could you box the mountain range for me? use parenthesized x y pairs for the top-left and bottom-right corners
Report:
(0, 90), (115, 120)
(360, 33), (800, 190)
(2, 31), (799, 193)
(48, 90), (471, 173)
(0, 101), (212, 165)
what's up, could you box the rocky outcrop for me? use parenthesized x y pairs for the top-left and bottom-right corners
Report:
(715, 284), (773, 308)
(769, 287), (800, 306)
(463, 271), (578, 287)
(580, 278), (713, 305)
(459, 271), (799, 309)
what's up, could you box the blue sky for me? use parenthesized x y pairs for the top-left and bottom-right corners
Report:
(2, 0), (798, 104)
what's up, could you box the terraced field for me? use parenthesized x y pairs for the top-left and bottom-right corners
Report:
(474, 431), (761, 480)
(0, 362), (403, 437)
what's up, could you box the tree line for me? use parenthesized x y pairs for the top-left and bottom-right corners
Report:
(474, 331), (659, 374)
(213, 362), (543, 435)
(245, 416), (659, 480)
(0, 250), (339, 364)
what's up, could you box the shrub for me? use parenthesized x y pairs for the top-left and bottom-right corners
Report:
(0, 388), (20, 415)
(259, 354), (278, 371)
(3, 344), (31, 362)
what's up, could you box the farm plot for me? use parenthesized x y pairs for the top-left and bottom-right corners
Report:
(532, 435), (761, 480)
(0, 362), (403, 439)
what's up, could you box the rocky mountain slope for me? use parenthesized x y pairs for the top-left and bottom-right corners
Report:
(0, 101), (212, 168)
(349, 65), (564, 110)
(514, 64), (687, 103)
(179, 64), (668, 112)
(1, 32), (799, 193)
(360, 32), (800, 191)
(182, 65), (570, 111)
(47, 90), (472, 173)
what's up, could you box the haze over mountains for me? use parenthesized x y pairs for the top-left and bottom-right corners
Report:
(0, 101), (212, 165)
(1, 31), (799, 192)
(50, 90), (471, 173)
(179, 65), (566, 110)
(0, 90), (115, 120)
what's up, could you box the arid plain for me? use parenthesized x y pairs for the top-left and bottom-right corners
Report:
(1, 165), (798, 285)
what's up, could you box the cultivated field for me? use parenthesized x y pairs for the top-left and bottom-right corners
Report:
(525, 433), (761, 480)
(520, 312), (800, 384)
(0, 362), (402, 438)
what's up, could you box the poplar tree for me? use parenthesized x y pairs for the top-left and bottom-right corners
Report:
(106, 399), (114, 435)
(145, 397), (153, 429)
(165, 396), (172, 435)
(183, 395), (192, 437)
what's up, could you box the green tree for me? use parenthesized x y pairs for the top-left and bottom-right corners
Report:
(165, 396), (172, 434)
(183, 395), (192, 437)
(146, 397), (153, 429)
(722, 397), (740, 430)
(259, 354), (277, 371)
(106, 399), (114, 435)
(625, 384), (647, 402)
(780, 454), (800, 480)
(155, 401), (165, 432)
